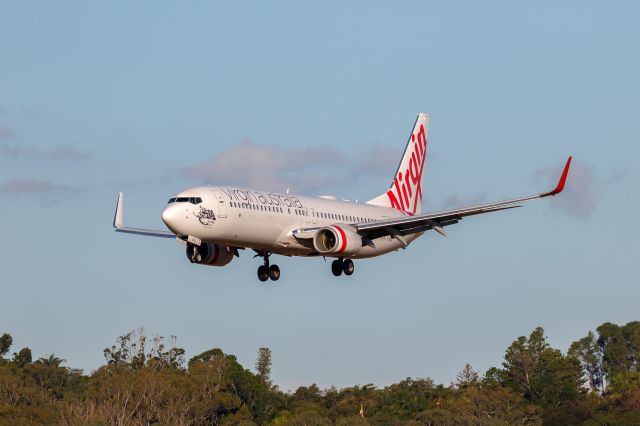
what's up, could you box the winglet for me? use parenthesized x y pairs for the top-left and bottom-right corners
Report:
(113, 192), (124, 229)
(542, 156), (572, 197)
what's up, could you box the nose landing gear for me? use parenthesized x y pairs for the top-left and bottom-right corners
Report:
(255, 251), (280, 282)
(331, 258), (355, 277)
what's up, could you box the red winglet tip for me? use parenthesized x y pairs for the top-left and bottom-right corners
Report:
(546, 156), (572, 196)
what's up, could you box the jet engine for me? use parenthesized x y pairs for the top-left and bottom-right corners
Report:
(313, 225), (362, 256)
(186, 243), (234, 267)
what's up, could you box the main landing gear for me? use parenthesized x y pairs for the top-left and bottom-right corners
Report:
(331, 258), (354, 277)
(256, 251), (280, 282)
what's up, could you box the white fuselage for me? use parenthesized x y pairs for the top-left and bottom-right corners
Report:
(161, 186), (421, 258)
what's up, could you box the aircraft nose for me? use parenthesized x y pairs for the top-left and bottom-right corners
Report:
(161, 204), (182, 233)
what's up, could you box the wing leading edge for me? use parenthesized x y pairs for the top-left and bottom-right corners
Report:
(113, 192), (175, 238)
(354, 157), (572, 240)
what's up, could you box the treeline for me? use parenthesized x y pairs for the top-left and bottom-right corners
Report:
(1, 322), (639, 425)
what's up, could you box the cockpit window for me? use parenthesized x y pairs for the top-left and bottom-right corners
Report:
(170, 196), (203, 204)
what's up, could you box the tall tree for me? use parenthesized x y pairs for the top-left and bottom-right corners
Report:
(503, 335), (534, 397)
(502, 327), (584, 407)
(456, 363), (479, 388)
(569, 331), (603, 393)
(597, 322), (629, 379)
(255, 347), (272, 385)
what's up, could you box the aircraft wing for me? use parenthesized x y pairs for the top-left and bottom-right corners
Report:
(113, 192), (175, 238)
(355, 157), (572, 241)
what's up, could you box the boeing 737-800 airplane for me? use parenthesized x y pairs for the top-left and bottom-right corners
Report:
(113, 113), (572, 282)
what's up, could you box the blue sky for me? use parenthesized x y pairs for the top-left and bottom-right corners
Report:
(0, 1), (638, 390)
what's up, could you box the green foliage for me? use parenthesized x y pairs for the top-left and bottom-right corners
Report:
(12, 348), (31, 368)
(456, 363), (480, 389)
(569, 330), (603, 393)
(499, 327), (585, 407)
(1, 322), (640, 425)
(256, 347), (273, 385)
(103, 327), (185, 371)
(0, 333), (12, 358)
(597, 321), (640, 379)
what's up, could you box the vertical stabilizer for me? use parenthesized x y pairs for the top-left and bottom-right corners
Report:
(367, 113), (429, 215)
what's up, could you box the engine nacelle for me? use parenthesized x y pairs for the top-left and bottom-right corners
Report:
(313, 225), (362, 256)
(186, 243), (234, 267)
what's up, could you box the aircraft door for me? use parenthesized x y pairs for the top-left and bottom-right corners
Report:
(311, 208), (317, 224)
(212, 190), (227, 218)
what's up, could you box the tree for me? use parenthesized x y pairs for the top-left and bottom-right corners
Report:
(503, 335), (534, 397)
(502, 327), (585, 407)
(456, 363), (479, 388)
(597, 322), (628, 379)
(12, 347), (32, 368)
(0, 333), (12, 358)
(255, 347), (272, 385)
(103, 327), (185, 371)
(569, 331), (603, 393)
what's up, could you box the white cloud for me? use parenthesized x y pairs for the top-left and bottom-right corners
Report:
(534, 160), (620, 219)
(0, 178), (69, 194)
(182, 140), (400, 194)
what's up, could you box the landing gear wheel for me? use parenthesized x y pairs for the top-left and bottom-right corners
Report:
(342, 259), (354, 276)
(269, 264), (280, 281)
(331, 259), (343, 277)
(187, 244), (201, 263)
(257, 265), (269, 282)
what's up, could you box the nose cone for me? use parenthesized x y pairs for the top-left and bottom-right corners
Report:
(162, 204), (183, 234)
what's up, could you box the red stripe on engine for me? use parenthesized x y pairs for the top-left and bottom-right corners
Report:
(334, 226), (347, 253)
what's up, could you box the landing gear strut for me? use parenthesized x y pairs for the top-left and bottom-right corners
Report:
(331, 258), (355, 277)
(256, 252), (280, 282)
